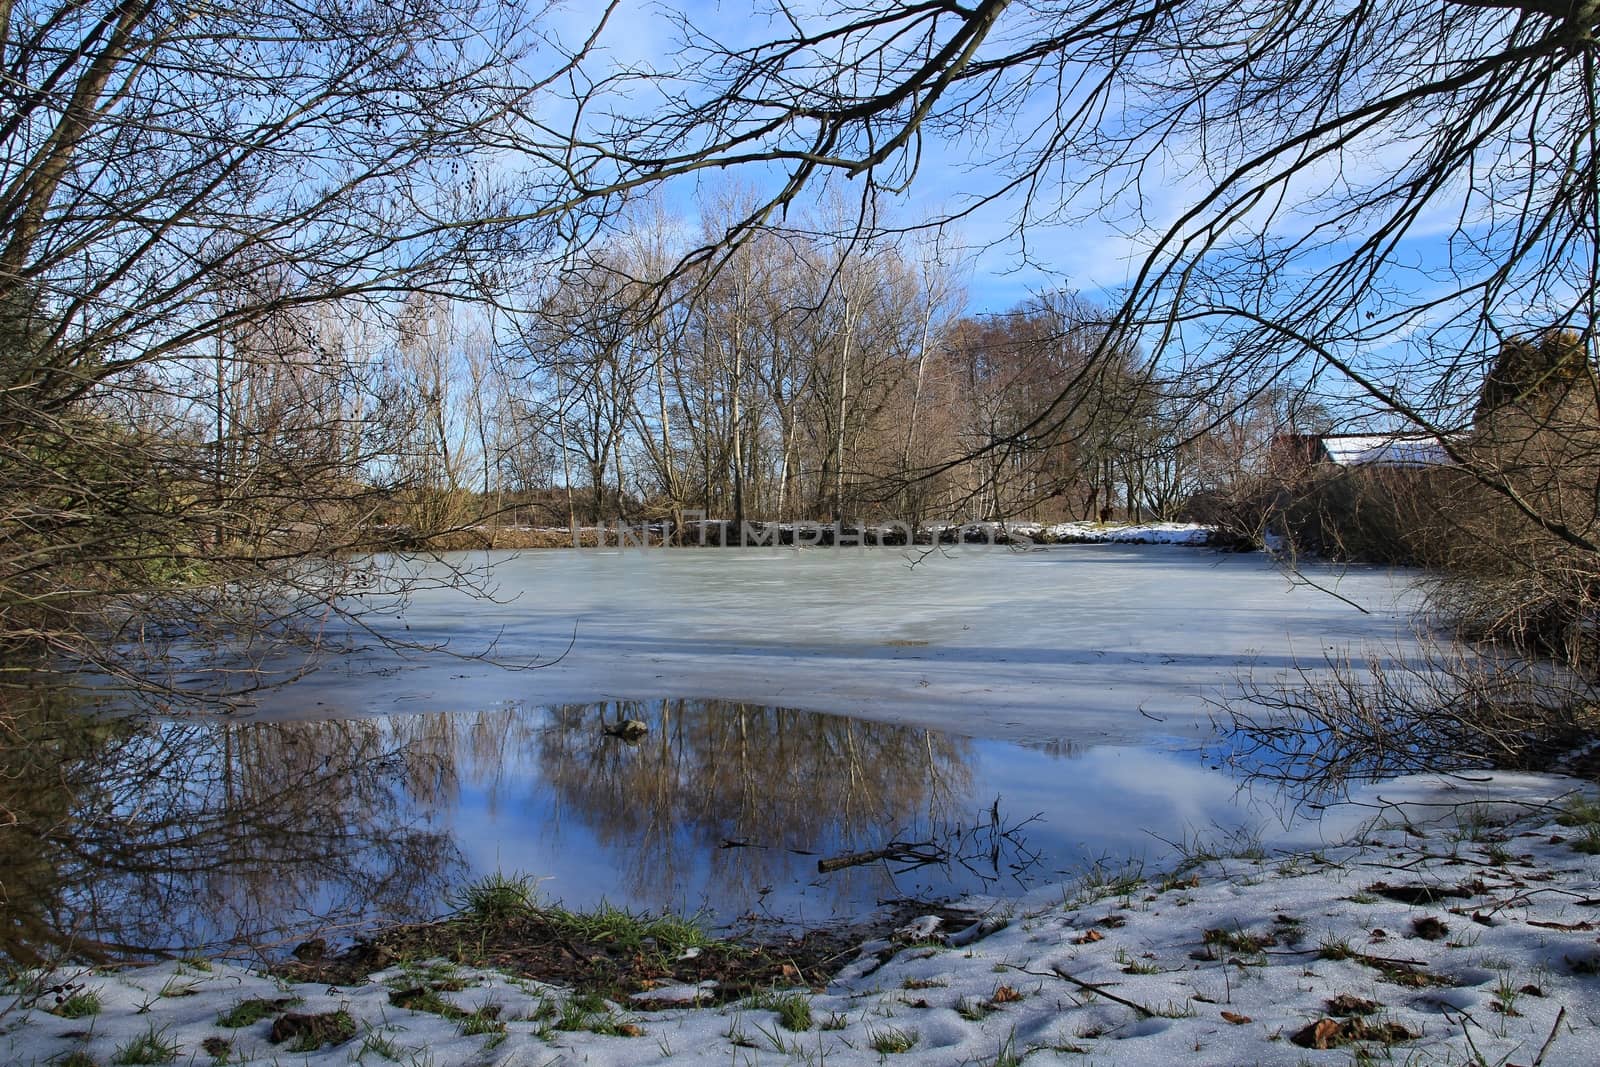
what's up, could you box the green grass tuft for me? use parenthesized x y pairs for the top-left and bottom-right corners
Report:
(460, 1002), (507, 1037)
(357, 1028), (404, 1061)
(111, 1024), (180, 1065)
(542, 901), (710, 957)
(1319, 934), (1356, 961)
(451, 871), (541, 920)
(956, 996), (995, 1021)
(1556, 795), (1600, 828)
(986, 1030), (1022, 1067)
(773, 992), (812, 1031)
(216, 996), (299, 1028)
(390, 986), (467, 1019)
(49, 990), (102, 1019)
(869, 1025), (919, 1054)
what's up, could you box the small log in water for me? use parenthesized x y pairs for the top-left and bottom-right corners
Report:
(816, 847), (899, 873)
(816, 841), (948, 873)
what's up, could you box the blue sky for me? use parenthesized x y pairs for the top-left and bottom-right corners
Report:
(537, 0), (1125, 313)
(538, 1), (1456, 311)
(531, 0), (1550, 417)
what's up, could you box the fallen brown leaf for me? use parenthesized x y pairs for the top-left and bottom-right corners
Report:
(1293, 1019), (1344, 1050)
(1291, 1016), (1419, 1050)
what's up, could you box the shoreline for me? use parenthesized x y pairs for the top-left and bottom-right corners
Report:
(7, 771), (1598, 1065)
(410, 520), (1228, 552)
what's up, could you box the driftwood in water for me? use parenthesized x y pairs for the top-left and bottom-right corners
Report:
(816, 841), (948, 873)
(813, 801), (1046, 883)
(816, 847), (900, 873)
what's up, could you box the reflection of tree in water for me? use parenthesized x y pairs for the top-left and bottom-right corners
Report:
(531, 700), (976, 911)
(1, 694), (992, 962)
(1021, 738), (1083, 761)
(0, 689), (465, 965)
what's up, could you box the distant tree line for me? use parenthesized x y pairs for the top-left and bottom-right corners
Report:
(380, 199), (1303, 538)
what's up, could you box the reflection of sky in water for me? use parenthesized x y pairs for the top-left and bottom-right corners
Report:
(25, 698), (1349, 962)
(430, 704), (1305, 931)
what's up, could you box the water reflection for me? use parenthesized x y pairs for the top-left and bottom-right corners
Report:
(1, 690), (462, 964)
(528, 701), (976, 914)
(3, 693), (1275, 966)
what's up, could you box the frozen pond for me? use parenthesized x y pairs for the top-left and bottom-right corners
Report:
(254, 544), (1425, 745)
(12, 545), (1432, 962)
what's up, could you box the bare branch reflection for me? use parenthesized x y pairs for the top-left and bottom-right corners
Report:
(2, 694), (1013, 965)
(529, 700), (976, 912)
(1, 689), (464, 965)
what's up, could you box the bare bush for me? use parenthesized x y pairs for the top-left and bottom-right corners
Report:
(1221, 643), (1599, 802)
(1419, 331), (1600, 675)
(0, 1), (614, 702)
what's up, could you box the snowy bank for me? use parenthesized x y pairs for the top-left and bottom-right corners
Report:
(922, 521), (1219, 546)
(1040, 521), (1216, 546)
(458, 521), (1225, 549)
(7, 773), (1598, 1066)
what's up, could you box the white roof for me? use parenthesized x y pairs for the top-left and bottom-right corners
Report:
(1321, 434), (1453, 467)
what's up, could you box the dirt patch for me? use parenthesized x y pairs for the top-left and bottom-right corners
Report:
(1367, 880), (1484, 905)
(1291, 1016), (1419, 1050)
(1357, 952), (1453, 988)
(1326, 994), (1379, 1017)
(1202, 927), (1276, 953)
(269, 1010), (357, 1051)
(1410, 916), (1450, 940)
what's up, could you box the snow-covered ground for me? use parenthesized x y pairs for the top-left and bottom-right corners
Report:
(960, 520), (1218, 545)
(243, 544), (1424, 746)
(1044, 521), (1216, 545)
(915, 520), (1216, 545)
(8, 772), (1598, 1066)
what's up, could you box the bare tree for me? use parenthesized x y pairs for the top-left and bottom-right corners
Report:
(897, 234), (965, 532)
(553, 2), (1600, 716)
(0, 1), (626, 699)
(578, 3), (1600, 514)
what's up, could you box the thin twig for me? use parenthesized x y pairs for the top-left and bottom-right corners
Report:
(1532, 1005), (1567, 1066)
(1022, 963), (1156, 1018)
